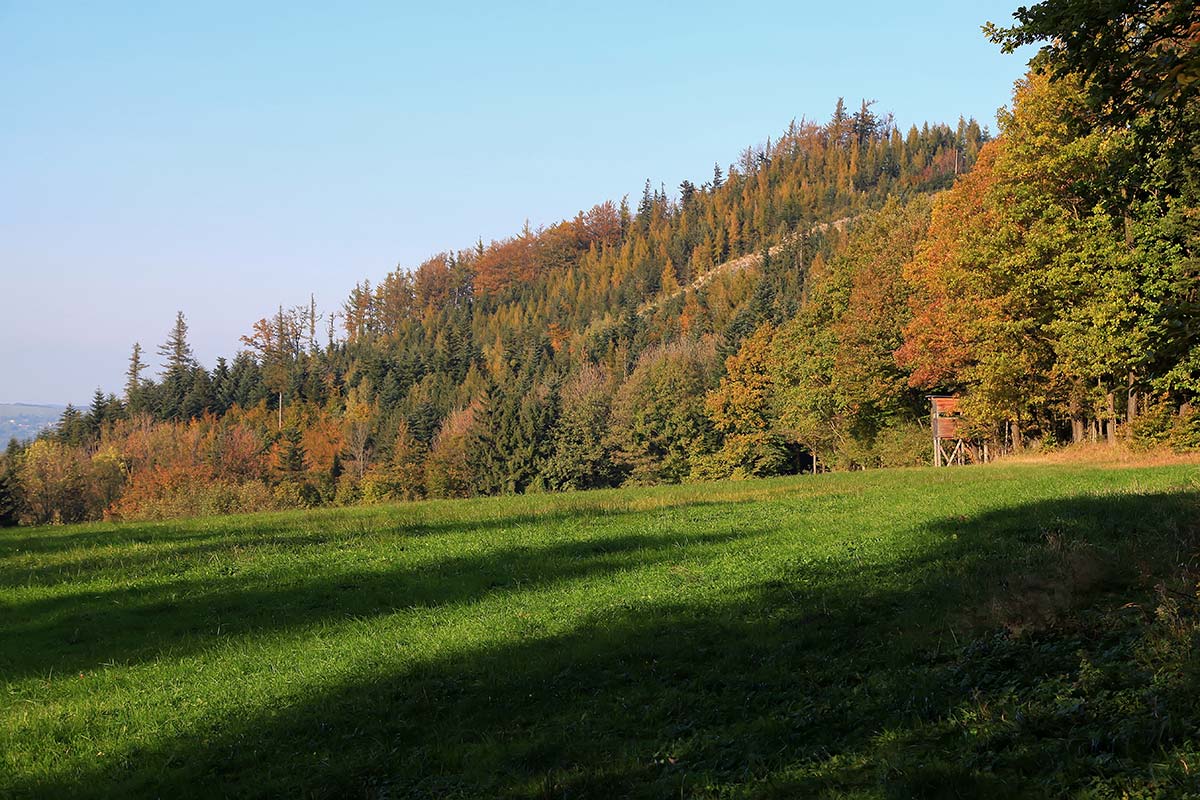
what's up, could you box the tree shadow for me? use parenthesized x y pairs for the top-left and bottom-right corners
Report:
(0, 511), (758, 680)
(9, 489), (1200, 798)
(0, 490), (785, 567)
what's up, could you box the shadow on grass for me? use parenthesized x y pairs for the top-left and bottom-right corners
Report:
(0, 487), (795, 560)
(0, 510), (758, 680)
(10, 489), (1200, 799)
(0, 510), (595, 588)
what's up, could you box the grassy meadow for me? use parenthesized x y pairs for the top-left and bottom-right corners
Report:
(3, 461), (1200, 798)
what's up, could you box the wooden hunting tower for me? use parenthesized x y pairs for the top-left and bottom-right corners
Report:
(929, 395), (970, 466)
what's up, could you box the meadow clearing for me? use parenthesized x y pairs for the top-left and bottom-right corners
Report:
(3, 460), (1200, 798)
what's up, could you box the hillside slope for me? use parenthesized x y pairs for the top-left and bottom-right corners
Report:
(3, 462), (1200, 797)
(0, 403), (65, 444)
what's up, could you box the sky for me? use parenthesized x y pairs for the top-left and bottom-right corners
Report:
(0, 1), (1036, 405)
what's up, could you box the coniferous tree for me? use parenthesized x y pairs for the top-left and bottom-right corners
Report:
(157, 311), (196, 421)
(182, 368), (215, 419)
(211, 357), (233, 413)
(701, 324), (790, 478)
(0, 449), (21, 527)
(125, 342), (148, 415)
(679, 180), (697, 206)
(55, 405), (89, 447)
(86, 388), (109, 438)
(277, 427), (307, 478)
(637, 179), (654, 233)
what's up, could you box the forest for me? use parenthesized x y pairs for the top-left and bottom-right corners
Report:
(2, 0), (1196, 526)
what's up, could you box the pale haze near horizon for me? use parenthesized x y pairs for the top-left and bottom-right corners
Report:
(0, 1), (1034, 406)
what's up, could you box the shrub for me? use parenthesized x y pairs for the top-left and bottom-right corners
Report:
(1169, 407), (1200, 452)
(111, 465), (276, 521)
(273, 479), (321, 509)
(1128, 400), (1175, 449)
(333, 473), (362, 506)
(873, 421), (933, 468)
(690, 432), (791, 481)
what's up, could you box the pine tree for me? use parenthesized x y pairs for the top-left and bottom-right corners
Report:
(125, 342), (147, 414)
(158, 311), (195, 375)
(56, 405), (87, 447)
(86, 388), (108, 437)
(637, 179), (653, 232)
(211, 357), (233, 413)
(0, 451), (21, 527)
(679, 179), (697, 205)
(830, 97), (850, 146)
(182, 368), (215, 419)
(277, 427), (307, 477)
(157, 311), (196, 420)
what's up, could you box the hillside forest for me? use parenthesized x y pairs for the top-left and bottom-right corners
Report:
(2, 0), (1197, 526)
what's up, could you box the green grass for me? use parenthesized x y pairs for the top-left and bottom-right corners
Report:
(4, 463), (1200, 798)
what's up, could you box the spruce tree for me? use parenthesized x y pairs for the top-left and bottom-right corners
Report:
(637, 179), (653, 232)
(125, 342), (147, 414)
(277, 427), (307, 477)
(0, 450), (21, 527)
(86, 388), (108, 438)
(211, 357), (233, 413)
(157, 311), (196, 420)
(56, 405), (87, 447)
(679, 180), (697, 205)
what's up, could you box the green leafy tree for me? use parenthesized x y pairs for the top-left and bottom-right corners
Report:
(985, 1), (1199, 128)
(542, 365), (620, 490)
(608, 340), (720, 484)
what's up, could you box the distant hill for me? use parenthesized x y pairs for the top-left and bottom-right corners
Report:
(0, 403), (65, 444)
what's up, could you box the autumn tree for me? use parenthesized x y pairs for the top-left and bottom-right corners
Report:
(18, 440), (95, 524)
(425, 404), (478, 498)
(700, 323), (789, 478)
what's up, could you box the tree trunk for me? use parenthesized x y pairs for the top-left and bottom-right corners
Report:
(1106, 392), (1117, 445)
(1127, 373), (1138, 423)
(1072, 417), (1085, 443)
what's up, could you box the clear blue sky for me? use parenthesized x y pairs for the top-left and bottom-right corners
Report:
(0, 1), (1034, 405)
